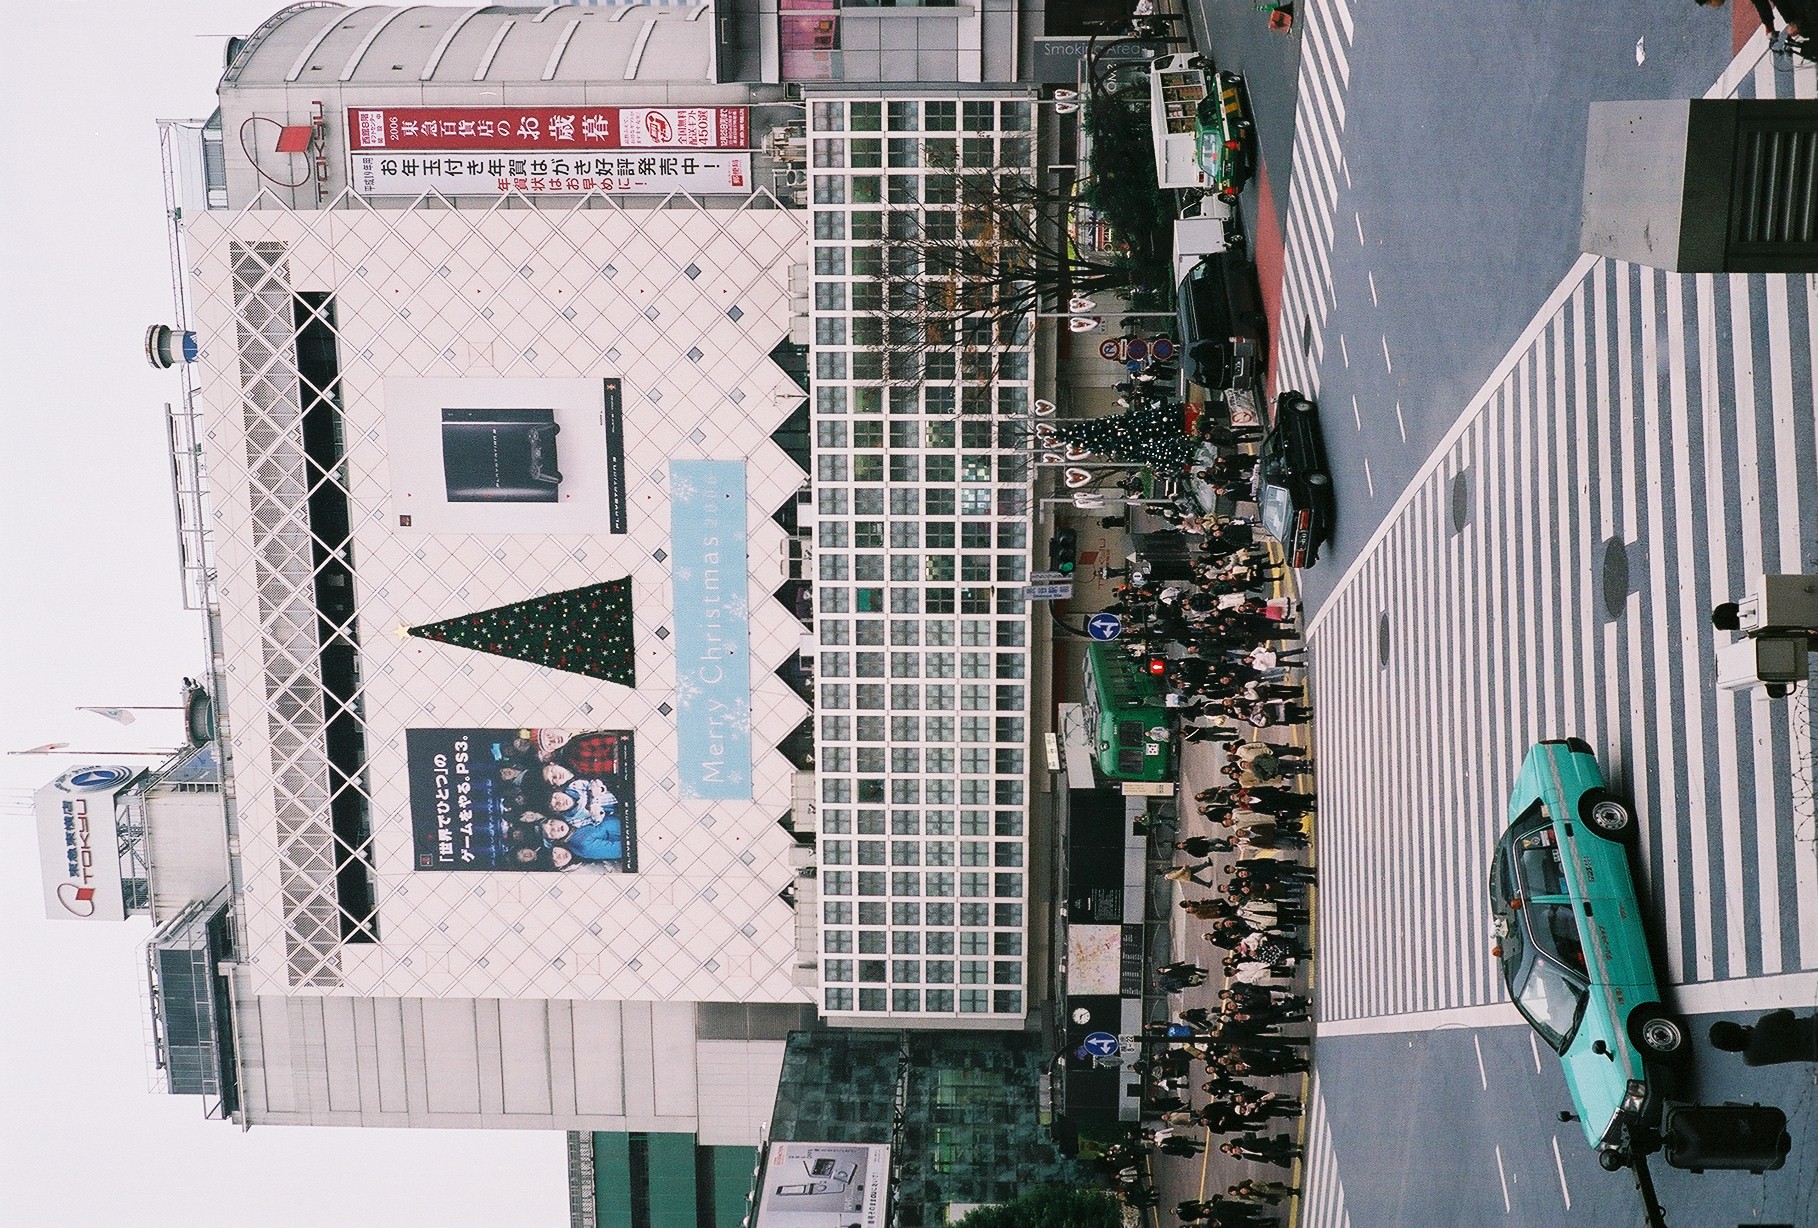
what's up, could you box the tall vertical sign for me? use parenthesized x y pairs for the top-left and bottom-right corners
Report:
(669, 461), (753, 799)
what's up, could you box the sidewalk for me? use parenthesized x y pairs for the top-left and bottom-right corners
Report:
(1144, 554), (1316, 1228)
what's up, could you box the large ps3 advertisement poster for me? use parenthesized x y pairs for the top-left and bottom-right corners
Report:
(408, 727), (636, 873)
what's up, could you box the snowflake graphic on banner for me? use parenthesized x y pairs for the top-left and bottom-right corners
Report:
(408, 578), (636, 685)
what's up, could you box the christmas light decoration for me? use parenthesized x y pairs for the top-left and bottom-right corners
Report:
(1048, 400), (1195, 472)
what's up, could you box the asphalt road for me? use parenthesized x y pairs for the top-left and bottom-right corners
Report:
(1316, 1017), (1816, 1228)
(1182, 0), (1303, 229)
(1164, 5), (1818, 1228)
(1280, 1), (1738, 609)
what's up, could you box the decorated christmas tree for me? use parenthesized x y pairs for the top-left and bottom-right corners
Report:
(1049, 400), (1195, 472)
(409, 578), (636, 686)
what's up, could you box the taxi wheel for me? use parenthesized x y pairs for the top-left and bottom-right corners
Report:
(1629, 1005), (1684, 1055)
(1580, 789), (1635, 843)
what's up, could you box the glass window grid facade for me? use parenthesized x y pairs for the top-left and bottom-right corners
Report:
(807, 95), (1036, 1021)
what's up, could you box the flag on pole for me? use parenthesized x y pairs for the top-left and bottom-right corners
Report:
(80, 708), (137, 725)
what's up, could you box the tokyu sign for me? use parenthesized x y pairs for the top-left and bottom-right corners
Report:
(35, 765), (135, 921)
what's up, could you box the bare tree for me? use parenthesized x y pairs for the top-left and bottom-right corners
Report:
(871, 165), (1160, 396)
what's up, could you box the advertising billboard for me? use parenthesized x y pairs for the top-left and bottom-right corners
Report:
(350, 151), (750, 198)
(346, 106), (753, 197)
(348, 106), (751, 151)
(754, 1142), (890, 1228)
(670, 460), (753, 800)
(407, 728), (636, 872)
(34, 765), (136, 921)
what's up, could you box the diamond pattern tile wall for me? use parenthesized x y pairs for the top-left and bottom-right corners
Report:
(186, 192), (813, 1005)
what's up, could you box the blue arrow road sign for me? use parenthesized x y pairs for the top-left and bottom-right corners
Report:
(1087, 613), (1123, 641)
(1082, 1031), (1119, 1056)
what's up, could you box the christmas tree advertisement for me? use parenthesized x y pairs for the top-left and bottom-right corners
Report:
(407, 727), (637, 873)
(409, 578), (637, 686)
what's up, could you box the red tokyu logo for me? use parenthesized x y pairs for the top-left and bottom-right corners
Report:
(57, 882), (98, 918)
(645, 113), (672, 142)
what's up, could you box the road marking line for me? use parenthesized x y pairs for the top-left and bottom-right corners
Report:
(1305, 247), (1603, 638)
(1368, 268), (1379, 307)
(1351, 393), (1362, 431)
(1362, 456), (1375, 498)
(1315, 971), (1818, 1038)
(1637, 265), (1689, 982)
(1494, 1145), (1512, 1214)
(1474, 1033), (1488, 1090)
(1725, 269), (1761, 979)
(1329, 0), (1357, 47)
(1340, 332), (1350, 368)
(1354, 211), (1365, 246)
(1551, 1135), (1573, 1210)
(1395, 400), (1407, 443)
(1665, 270), (1715, 981)
(1381, 334), (1393, 373)
(1762, 269), (1800, 969)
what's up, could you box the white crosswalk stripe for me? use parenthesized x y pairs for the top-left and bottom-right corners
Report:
(1273, 0), (1356, 401)
(1304, 41), (1818, 1025)
(1297, 1072), (1352, 1228)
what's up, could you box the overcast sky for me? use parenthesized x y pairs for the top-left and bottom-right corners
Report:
(0, 5), (567, 1225)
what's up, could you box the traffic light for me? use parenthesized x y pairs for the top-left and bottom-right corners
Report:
(1048, 528), (1078, 575)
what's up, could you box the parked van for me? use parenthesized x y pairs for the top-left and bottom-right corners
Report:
(1149, 53), (1211, 190)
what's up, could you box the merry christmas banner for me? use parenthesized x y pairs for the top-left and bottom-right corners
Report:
(669, 461), (753, 800)
(406, 727), (637, 873)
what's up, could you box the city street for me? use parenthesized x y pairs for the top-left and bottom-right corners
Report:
(1167, 3), (1818, 1226)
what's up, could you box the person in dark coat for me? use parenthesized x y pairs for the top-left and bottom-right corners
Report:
(1221, 1132), (1302, 1167)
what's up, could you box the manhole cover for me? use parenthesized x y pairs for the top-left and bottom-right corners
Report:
(1377, 612), (1391, 667)
(1600, 538), (1630, 619)
(1450, 470), (1471, 534)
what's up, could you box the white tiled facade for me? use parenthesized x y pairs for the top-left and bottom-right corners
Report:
(804, 96), (1037, 1022)
(186, 198), (815, 1006)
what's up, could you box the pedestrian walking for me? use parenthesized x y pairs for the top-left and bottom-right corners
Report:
(1228, 1179), (1297, 1205)
(1220, 1132), (1301, 1167)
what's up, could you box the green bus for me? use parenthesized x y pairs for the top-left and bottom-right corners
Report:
(1081, 643), (1174, 783)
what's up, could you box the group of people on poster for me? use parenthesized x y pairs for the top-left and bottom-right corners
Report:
(409, 726), (637, 873)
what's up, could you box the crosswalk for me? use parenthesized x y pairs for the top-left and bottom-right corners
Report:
(1304, 39), (1818, 1024)
(1296, 1072), (1352, 1228)
(1271, 0), (1355, 401)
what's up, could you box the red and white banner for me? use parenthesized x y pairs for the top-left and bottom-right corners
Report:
(350, 150), (750, 197)
(347, 106), (750, 152)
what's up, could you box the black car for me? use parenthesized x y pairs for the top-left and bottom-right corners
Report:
(1254, 391), (1334, 568)
(1177, 248), (1267, 392)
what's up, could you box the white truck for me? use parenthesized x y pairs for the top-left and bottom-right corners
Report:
(1149, 52), (1210, 190)
(1173, 196), (1233, 284)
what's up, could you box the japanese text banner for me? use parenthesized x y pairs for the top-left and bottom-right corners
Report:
(348, 106), (750, 151)
(350, 151), (749, 197)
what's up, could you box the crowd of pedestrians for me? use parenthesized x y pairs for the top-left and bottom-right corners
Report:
(1091, 393), (1318, 1228)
